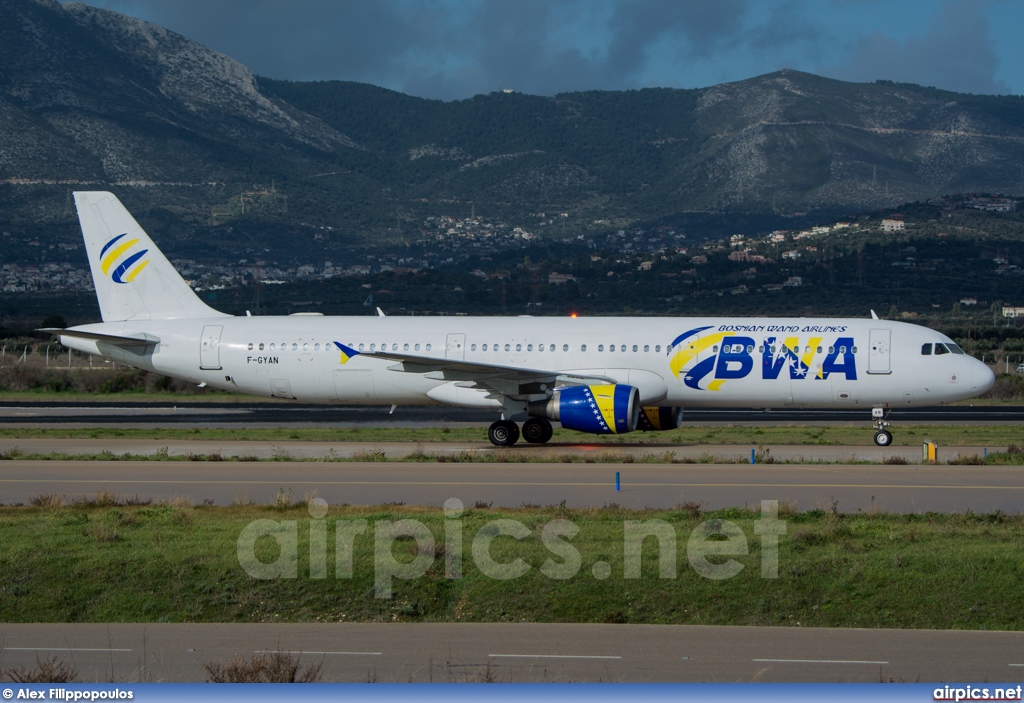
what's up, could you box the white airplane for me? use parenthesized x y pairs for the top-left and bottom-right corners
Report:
(47, 192), (995, 447)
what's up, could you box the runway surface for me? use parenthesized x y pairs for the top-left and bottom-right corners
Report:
(1, 401), (1022, 427)
(2, 459), (1022, 512)
(1, 622), (1021, 682)
(3, 407), (1022, 684)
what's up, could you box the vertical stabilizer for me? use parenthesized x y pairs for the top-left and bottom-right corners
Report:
(74, 191), (228, 322)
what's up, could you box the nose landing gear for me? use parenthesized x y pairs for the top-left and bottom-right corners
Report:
(872, 407), (893, 446)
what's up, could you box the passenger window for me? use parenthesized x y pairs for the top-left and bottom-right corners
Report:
(269, 343), (276, 351)
(713, 345), (719, 353)
(563, 344), (569, 352)
(817, 346), (822, 354)
(404, 343), (410, 351)
(921, 344), (932, 355)
(516, 344), (522, 352)
(839, 346), (846, 354)
(314, 343), (320, 351)
(746, 345), (754, 353)
(581, 344), (588, 352)
(482, 344), (487, 351)
(291, 343), (298, 351)
(527, 344), (533, 351)
(358, 343), (365, 351)
(426, 344), (432, 351)
(655, 345), (661, 353)
(852, 347), (858, 353)
(632, 345), (638, 352)
(504, 344), (510, 352)
(644, 345), (649, 352)
(771, 346), (777, 354)
(598, 344), (604, 352)
(758, 346), (764, 353)
(828, 346), (834, 354)
(247, 343), (253, 350)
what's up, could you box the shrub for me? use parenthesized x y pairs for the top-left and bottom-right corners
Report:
(205, 652), (323, 683)
(5, 656), (78, 683)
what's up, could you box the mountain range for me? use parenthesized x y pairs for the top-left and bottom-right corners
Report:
(2, 0), (1024, 243)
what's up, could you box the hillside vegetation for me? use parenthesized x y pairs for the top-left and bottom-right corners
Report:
(2, 0), (1024, 247)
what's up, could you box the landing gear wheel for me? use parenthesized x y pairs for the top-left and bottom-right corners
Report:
(522, 418), (553, 444)
(873, 430), (893, 447)
(488, 420), (520, 447)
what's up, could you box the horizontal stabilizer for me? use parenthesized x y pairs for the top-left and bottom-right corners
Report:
(38, 328), (160, 348)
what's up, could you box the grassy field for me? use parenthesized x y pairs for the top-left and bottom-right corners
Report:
(1, 499), (1023, 629)
(1, 424), (1022, 448)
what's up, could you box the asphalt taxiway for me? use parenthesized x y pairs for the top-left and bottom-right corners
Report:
(1, 622), (1022, 683)
(1, 401), (1022, 428)
(2, 458), (1022, 512)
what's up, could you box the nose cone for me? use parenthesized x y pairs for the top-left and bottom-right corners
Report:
(972, 361), (996, 394)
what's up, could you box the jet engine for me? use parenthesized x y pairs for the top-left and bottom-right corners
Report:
(637, 406), (683, 431)
(528, 384), (639, 435)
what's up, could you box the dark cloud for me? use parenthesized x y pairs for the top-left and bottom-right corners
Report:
(605, 0), (748, 78)
(71, 0), (1016, 99)
(79, 0), (755, 99)
(821, 0), (1010, 94)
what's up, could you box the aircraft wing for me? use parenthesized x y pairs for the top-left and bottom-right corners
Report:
(38, 328), (160, 348)
(342, 344), (613, 398)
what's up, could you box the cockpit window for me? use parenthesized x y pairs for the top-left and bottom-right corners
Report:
(934, 343), (949, 355)
(921, 343), (932, 355)
(947, 343), (965, 355)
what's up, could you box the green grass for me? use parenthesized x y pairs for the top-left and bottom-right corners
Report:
(2, 447), (1023, 465)
(1, 501), (1023, 628)
(0, 390), (277, 403)
(0, 424), (1021, 447)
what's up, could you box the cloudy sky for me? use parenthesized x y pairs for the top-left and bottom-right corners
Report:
(74, 0), (1024, 100)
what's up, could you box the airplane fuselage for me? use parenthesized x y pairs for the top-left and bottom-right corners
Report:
(56, 191), (997, 446)
(61, 315), (991, 410)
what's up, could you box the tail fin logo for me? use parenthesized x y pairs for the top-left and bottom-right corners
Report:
(99, 233), (150, 285)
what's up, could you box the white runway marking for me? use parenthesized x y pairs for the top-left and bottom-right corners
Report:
(490, 654), (622, 660)
(753, 658), (889, 665)
(253, 650), (382, 656)
(4, 647), (132, 652)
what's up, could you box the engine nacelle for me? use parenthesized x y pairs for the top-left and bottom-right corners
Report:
(528, 384), (640, 435)
(637, 406), (683, 431)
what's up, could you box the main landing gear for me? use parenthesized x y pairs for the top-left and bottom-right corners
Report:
(522, 417), (554, 444)
(872, 407), (893, 446)
(487, 418), (553, 446)
(487, 420), (519, 446)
